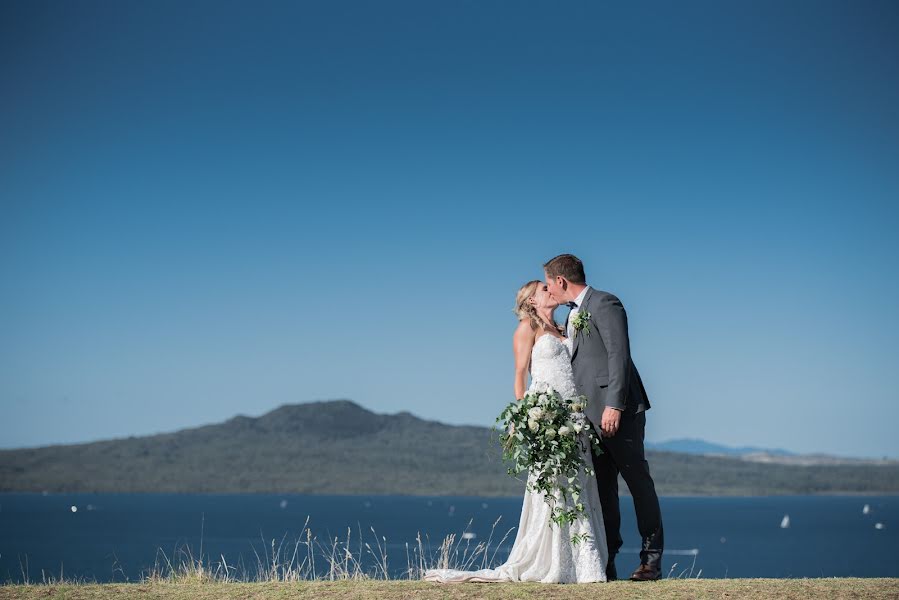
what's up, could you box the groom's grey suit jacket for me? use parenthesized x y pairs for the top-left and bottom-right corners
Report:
(568, 287), (650, 426)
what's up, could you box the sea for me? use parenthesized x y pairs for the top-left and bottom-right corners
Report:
(0, 493), (896, 583)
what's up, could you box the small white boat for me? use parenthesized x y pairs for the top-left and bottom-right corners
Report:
(780, 515), (790, 528)
(863, 504), (871, 515)
(875, 522), (885, 530)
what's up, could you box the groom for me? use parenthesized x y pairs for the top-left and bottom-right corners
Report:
(544, 254), (664, 582)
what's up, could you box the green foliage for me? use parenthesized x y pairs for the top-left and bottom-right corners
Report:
(571, 311), (591, 337)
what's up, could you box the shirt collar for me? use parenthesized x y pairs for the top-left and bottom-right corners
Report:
(573, 285), (590, 308)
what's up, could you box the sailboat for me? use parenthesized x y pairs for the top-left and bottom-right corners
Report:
(780, 515), (790, 529)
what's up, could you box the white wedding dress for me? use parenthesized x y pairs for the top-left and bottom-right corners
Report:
(424, 334), (608, 583)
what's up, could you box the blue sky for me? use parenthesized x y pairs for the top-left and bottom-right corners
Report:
(2, 1), (897, 458)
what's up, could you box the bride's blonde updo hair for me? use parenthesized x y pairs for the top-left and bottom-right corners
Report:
(514, 280), (561, 333)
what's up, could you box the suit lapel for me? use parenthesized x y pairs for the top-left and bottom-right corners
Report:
(571, 286), (594, 360)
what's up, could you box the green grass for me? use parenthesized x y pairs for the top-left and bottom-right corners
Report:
(2, 579), (899, 600)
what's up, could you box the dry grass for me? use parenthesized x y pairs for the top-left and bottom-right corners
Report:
(4, 516), (519, 586)
(4, 515), (896, 598)
(1, 579), (898, 600)
(133, 515), (517, 583)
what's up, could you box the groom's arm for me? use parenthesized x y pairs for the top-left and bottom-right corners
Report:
(594, 293), (632, 412)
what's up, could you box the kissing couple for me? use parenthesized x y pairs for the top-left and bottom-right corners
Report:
(425, 254), (664, 583)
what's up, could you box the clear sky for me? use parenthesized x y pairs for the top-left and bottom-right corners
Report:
(2, 1), (897, 458)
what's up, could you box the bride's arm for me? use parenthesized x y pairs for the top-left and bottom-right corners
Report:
(513, 320), (535, 400)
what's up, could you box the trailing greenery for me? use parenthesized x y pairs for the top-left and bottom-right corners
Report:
(1, 400), (897, 496)
(496, 384), (602, 539)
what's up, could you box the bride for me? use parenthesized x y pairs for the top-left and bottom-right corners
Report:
(424, 280), (608, 583)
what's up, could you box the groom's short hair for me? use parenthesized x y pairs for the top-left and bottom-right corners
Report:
(544, 254), (586, 284)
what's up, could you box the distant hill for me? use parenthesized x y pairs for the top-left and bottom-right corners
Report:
(2, 400), (898, 496)
(647, 438), (895, 466)
(648, 438), (795, 457)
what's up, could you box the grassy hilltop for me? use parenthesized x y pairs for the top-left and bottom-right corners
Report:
(2, 579), (899, 600)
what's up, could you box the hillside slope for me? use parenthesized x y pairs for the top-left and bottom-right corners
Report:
(2, 400), (897, 495)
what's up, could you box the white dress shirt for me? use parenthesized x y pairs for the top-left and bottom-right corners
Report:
(566, 285), (591, 339)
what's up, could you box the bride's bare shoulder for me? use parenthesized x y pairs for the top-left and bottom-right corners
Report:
(513, 319), (536, 343)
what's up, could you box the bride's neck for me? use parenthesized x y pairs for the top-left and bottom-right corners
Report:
(536, 307), (556, 329)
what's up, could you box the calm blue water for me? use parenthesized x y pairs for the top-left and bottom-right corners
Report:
(1, 493), (896, 582)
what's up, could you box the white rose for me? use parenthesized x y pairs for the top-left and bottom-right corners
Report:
(538, 394), (549, 405)
(544, 428), (556, 440)
(573, 422), (584, 433)
(558, 426), (570, 436)
(528, 419), (540, 433)
(528, 407), (544, 421)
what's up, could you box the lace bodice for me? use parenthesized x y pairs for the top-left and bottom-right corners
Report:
(529, 335), (578, 399)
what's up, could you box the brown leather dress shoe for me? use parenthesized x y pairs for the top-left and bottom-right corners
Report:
(629, 562), (662, 581)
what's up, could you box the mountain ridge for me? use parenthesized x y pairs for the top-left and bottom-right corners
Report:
(2, 400), (897, 496)
(648, 438), (795, 457)
(4, 404), (887, 463)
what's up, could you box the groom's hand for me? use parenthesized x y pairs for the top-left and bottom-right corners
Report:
(600, 406), (622, 437)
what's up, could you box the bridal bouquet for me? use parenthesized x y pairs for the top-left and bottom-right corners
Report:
(495, 382), (603, 542)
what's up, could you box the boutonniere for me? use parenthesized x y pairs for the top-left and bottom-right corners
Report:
(572, 311), (591, 337)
